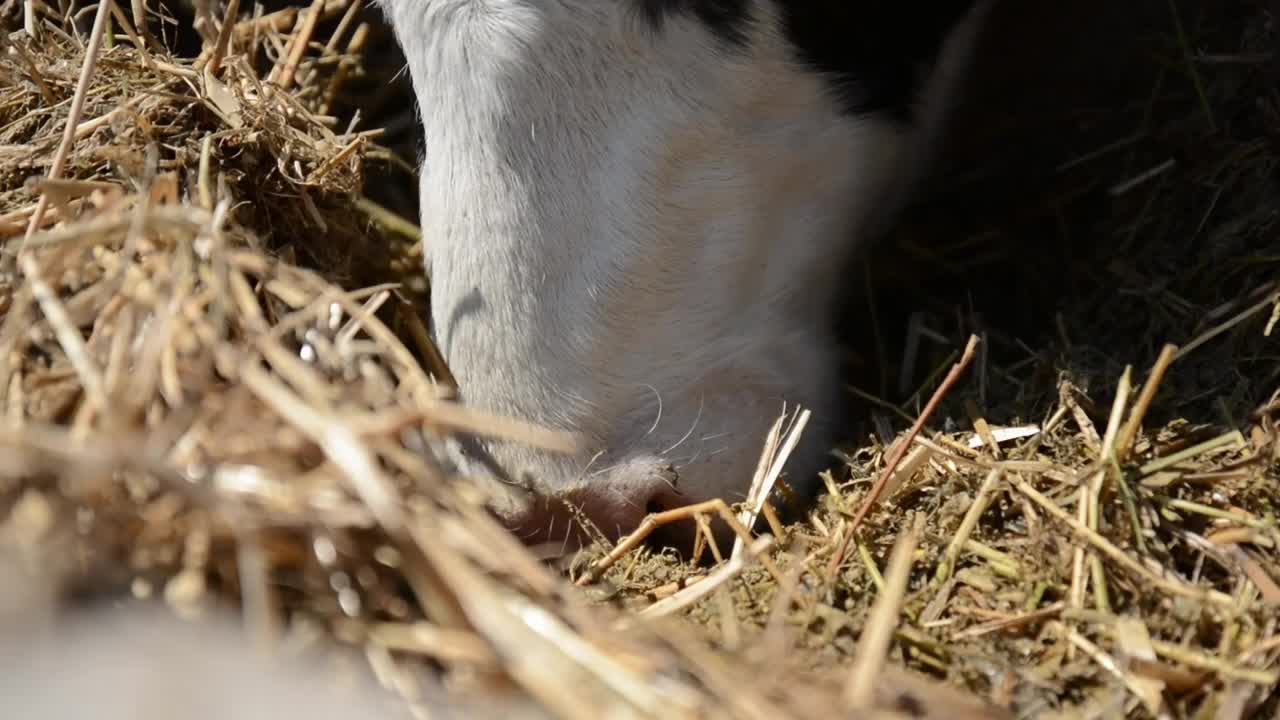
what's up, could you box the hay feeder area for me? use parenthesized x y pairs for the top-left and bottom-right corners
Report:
(1, 1), (1278, 719)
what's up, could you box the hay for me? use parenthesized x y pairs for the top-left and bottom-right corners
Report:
(1, 1), (1277, 719)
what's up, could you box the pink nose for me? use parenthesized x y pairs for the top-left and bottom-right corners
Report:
(503, 458), (686, 555)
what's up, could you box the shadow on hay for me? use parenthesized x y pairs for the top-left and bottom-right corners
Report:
(839, 0), (1278, 442)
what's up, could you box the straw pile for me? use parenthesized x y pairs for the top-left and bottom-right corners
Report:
(0, 1), (1276, 719)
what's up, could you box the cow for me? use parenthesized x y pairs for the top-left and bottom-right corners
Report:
(379, 0), (992, 551)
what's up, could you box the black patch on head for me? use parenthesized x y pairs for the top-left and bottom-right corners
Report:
(634, 0), (753, 46)
(774, 0), (981, 122)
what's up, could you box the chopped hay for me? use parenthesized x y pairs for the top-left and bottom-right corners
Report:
(1, 1), (1277, 719)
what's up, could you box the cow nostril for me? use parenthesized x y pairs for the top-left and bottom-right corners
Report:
(645, 497), (666, 516)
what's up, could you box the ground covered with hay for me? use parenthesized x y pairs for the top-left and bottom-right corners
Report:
(0, 1), (1276, 719)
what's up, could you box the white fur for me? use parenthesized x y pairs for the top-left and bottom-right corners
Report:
(0, 6), (993, 716)
(0, 556), (538, 720)
(1, 610), (397, 719)
(382, 1), (989, 545)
